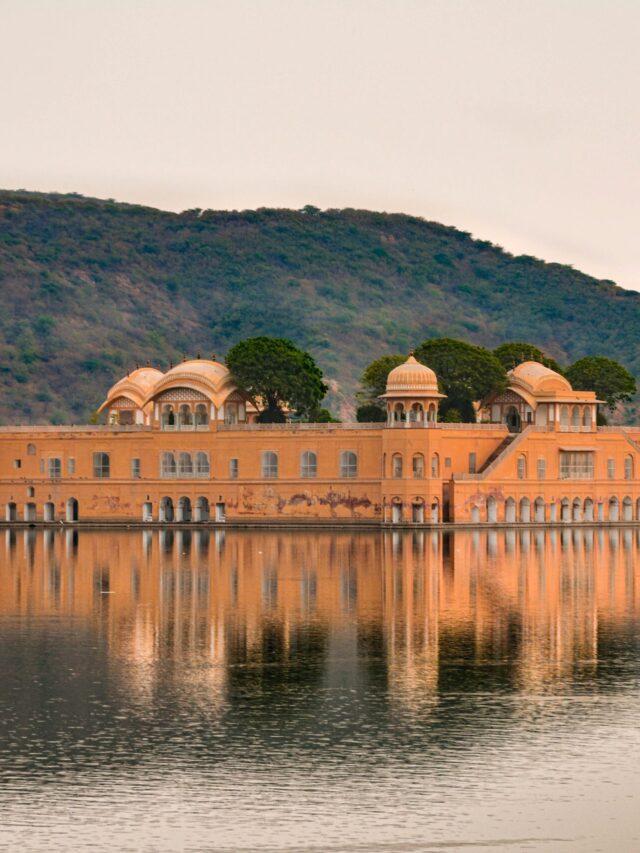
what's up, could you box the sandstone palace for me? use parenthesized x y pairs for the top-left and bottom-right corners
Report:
(1, 355), (639, 526)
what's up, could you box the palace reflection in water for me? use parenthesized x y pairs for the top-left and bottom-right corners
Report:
(2, 528), (640, 852)
(2, 526), (640, 702)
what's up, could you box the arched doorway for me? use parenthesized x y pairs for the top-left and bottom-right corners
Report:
(623, 497), (633, 522)
(520, 497), (531, 523)
(471, 505), (480, 524)
(411, 499), (424, 524)
(159, 496), (174, 523)
(24, 502), (37, 522)
(66, 498), (79, 522)
(561, 498), (570, 522)
(534, 497), (545, 523)
(506, 406), (521, 432)
(486, 497), (498, 524)
(5, 502), (17, 522)
(142, 501), (153, 522)
(505, 498), (516, 524)
(215, 501), (226, 523)
(609, 497), (620, 522)
(391, 499), (403, 524)
(584, 498), (594, 522)
(430, 499), (439, 524)
(572, 498), (582, 522)
(195, 496), (210, 523)
(177, 496), (192, 523)
(43, 501), (55, 522)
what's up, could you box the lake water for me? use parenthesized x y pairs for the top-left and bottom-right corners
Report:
(0, 527), (639, 852)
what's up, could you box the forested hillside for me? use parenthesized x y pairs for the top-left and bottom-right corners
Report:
(0, 190), (638, 423)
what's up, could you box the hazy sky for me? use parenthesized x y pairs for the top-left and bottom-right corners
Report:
(2, 0), (639, 289)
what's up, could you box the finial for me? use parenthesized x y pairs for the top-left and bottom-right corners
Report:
(196, 351), (201, 359)
(135, 362), (139, 370)
(182, 353), (187, 362)
(169, 359), (173, 369)
(211, 353), (216, 362)
(146, 360), (150, 367)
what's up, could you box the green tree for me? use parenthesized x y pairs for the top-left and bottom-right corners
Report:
(226, 336), (328, 423)
(308, 406), (340, 423)
(494, 342), (562, 373)
(356, 354), (405, 419)
(565, 356), (636, 414)
(414, 338), (507, 421)
(356, 403), (387, 423)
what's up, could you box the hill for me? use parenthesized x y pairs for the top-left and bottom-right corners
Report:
(0, 190), (638, 424)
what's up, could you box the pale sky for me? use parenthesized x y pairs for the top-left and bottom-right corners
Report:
(2, 0), (639, 289)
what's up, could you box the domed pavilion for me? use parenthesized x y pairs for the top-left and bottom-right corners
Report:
(98, 357), (257, 428)
(481, 360), (600, 432)
(380, 355), (446, 426)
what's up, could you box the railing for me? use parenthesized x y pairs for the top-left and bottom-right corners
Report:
(435, 422), (509, 431)
(0, 424), (150, 433)
(559, 467), (595, 479)
(218, 422), (382, 431)
(162, 422), (209, 431)
(160, 471), (211, 479)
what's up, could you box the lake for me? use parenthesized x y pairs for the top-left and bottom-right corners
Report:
(0, 528), (639, 851)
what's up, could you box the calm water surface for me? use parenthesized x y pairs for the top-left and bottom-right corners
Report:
(0, 528), (639, 851)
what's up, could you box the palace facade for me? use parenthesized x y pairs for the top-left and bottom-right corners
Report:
(1, 355), (639, 526)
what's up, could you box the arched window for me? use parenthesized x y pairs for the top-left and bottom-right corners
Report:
(583, 407), (591, 428)
(300, 451), (317, 478)
(428, 404), (437, 423)
(195, 452), (210, 476)
(412, 453), (424, 478)
(93, 452), (110, 478)
(161, 452), (177, 477)
(560, 406), (569, 430)
(340, 451), (357, 478)
(409, 403), (423, 422)
(262, 451), (278, 478)
(179, 404), (193, 427)
(431, 453), (440, 478)
(517, 454), (526, 480)
(162, 405), (175, 429)
(392, 453), (403, 478)
(625, 455), (633, 480)
(195, 404), (208, 426)
(393, 403), (405, 423)
(178, 452), (193, 476)
(571, 406), (580, 427)
(27, 443), (36, 456)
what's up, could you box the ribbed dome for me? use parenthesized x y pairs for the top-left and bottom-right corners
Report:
(163, 359), (228, 385)
(107, 366), (164, 398)
(510, 361), (572, 394)
(384, 355), (440, 396)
